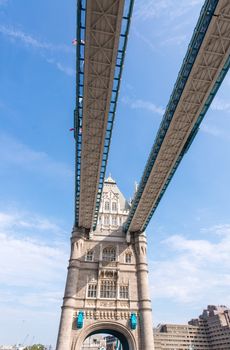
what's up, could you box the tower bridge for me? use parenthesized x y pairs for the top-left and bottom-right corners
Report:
(75, 0), (134, 232)
(56, 0), (230, 349)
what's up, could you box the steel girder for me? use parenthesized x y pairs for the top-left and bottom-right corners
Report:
(75, 0), (134, 230)
(125, 0), (230, 233)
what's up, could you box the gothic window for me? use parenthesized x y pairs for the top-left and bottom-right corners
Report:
(102, 247), (116, 262)
(119, 216), (123, 225)
(125, 253), (132, 264)
(98, 215), (102, 225)
(85, 250), (94, 262)
(112, 202), (117, 211)
(87, 283), (97, 298)
(119, 285), (129, 299)
(112, 216), (117, 226)
(100, 280), (116, 298)
(105, 201), (110, 211)
(104, 215), (110, 226)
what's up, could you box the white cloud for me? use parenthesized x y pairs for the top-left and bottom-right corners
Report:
(0, 302), (60, 345)
(166, 0), (202, 20)
(200, 123), (230, 141)
(161, 34), (187, 46)
(46, 58), (75, 76)
(0, 208), (68, 338)
(132, 28), (157, 52)
(56, 62), (75, 77)
(0, 24), (71, 53)
(0, 290), (63, 309)
(133, 0), (202, 50)
(162, 234), (226, 262)
(0, 24), (74, 76)
(0, 210), (67, 236)
(0, 207), (69, 276)
(0, 133), (73, 180)
(211, 97), (230, 113)
(0, 232), (67, 287)
(134, 0), (170, 20)
(133, 25), (187, 51)
(201, 224), (230, 237)
(134, 0), (202, 21)
(122, 96), (165, 116)
(0, 207), (69, 345)
(150, 224), (230, 304)
(200, 124), (223, 137)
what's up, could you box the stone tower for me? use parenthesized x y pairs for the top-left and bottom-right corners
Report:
(56, 177), (154, 350)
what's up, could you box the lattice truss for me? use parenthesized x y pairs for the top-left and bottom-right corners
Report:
(79, 0), (125, 229)
(128, 0), (230, 233)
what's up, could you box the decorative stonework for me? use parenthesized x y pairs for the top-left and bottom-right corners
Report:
(57, 177), (154, 350)
(99, 270), (118, 278)
(99, 301), (116, 308)
(83, 310), (133, 320)
(85, 300), (96, 307)
(120, 301), (129, 308)
(100, 261), (117, 268)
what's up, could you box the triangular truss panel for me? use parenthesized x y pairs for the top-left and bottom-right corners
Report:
(125, 0), (230, 234)
(75, 0), (134, 231)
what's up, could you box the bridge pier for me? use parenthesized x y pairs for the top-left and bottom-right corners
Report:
(134, 233), (155, 350)
(56, 230), (83, 350)
(56, 178), (155, 350)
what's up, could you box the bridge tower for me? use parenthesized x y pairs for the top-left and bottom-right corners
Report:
(56, 176), (154, 350)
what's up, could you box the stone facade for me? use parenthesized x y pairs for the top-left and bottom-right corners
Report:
(189, 305), (230, 349)
(154, 305), (230, 350)
(56, 177), (154, 350)
(154, 323), (210, 350)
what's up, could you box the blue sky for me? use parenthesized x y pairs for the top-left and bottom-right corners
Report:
(0, 0), (230, 346)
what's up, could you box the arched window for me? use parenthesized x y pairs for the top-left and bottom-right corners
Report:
(119, 285), (129, 299)
(105, 201), (110, 211)
(85, 250), (94, 262)
(87, 283), (97, 298)
(100, 280), (116, 298)
(104, 215), (110, 226)
(112, 202), (117, 211)
(125, 253), (132, 264)
(112, 216), (117, 226)
(102, 247), (116, 262)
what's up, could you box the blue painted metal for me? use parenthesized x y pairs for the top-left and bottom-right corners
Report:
(74, 0), (134, 229)
(75, 0), (85, 228)
(130, 313), (137, 330)
(76, 311), (84, 328)
(124, 0), (230, 233)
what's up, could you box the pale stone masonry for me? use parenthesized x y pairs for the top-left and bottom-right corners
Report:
(189, 305), (230, 349)
(154, 305), (230, 350)
(56, 176), (154, 350)
(154, 323), (210, 350)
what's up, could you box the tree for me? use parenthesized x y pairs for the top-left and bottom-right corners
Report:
(24, 344), (45, 350)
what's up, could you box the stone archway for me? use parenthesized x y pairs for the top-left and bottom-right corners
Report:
(86, 329), (128, 350)
(72, 321), (137, 350)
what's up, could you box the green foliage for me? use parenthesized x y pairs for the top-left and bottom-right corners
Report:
(24, 344), (45, 350)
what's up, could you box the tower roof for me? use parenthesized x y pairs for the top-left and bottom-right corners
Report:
(105, 175), (116, 184)
(102, 175), (130, 212)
